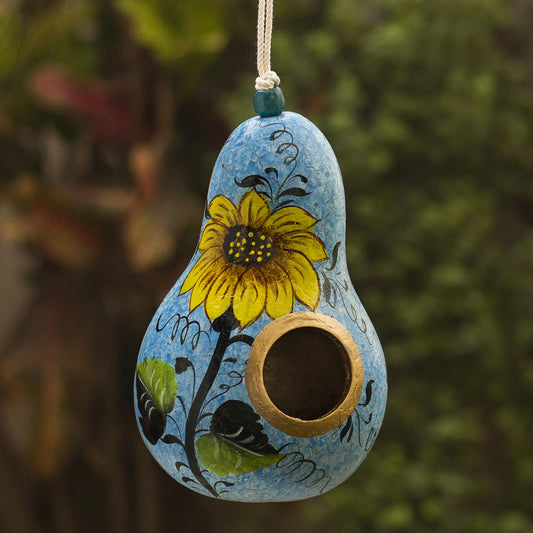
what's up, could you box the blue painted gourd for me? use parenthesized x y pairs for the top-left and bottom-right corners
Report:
(135, 89), (387, 502)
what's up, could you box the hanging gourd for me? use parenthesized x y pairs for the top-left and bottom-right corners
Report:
(135, 0), (387, 502)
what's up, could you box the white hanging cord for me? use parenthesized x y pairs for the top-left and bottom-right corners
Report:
(255, 0), (280, 91)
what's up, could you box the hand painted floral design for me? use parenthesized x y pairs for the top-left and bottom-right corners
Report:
(180, 189), (328, 327)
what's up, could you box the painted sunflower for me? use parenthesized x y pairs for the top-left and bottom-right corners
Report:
(180, 190), (328, 327)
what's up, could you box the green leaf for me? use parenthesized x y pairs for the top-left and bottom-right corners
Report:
(115, 0), (227, 64)
(195, 434), (283, 477)
(136, 358), (177, 414)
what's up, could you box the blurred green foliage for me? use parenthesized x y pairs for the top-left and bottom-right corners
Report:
(0, 1), (532, 532)
(116, 0), (227, 63)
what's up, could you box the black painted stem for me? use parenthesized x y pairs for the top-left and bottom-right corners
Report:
(184, 320), (232, 498)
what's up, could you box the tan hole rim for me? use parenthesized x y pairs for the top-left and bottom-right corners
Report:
(245, 312), (364, 438)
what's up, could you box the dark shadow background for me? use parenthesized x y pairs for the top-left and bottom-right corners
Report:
(1, 1), (532, 532)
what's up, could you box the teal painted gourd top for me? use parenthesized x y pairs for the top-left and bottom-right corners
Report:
(135, 91), (387, 502)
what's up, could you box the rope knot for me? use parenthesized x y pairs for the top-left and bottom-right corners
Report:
(255, 71), (280, 91)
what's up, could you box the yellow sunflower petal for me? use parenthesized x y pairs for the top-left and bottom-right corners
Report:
(280, 231), (328, 263)
(265, 263), (294, 319)
(180, 249), (219, 295)
(283, 251), (320, 310)
(237, 189), (271, 227)
(189, 257), (227, 311)
(264, 206), (318, 236)
(205, 266), (242, 321)
(208, 195), (238, 226)
(233, 268), (267, 327)
(198, 222), (226, 252)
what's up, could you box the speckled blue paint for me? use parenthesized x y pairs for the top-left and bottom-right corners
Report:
(135, 111), (387, 502)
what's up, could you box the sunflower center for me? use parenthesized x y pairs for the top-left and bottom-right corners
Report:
(224, 225), (275, 267)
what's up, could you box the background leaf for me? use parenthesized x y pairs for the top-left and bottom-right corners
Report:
(116, 0), (227, 65)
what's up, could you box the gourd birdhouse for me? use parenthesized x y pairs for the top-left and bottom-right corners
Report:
(135, 89), (387, 502)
